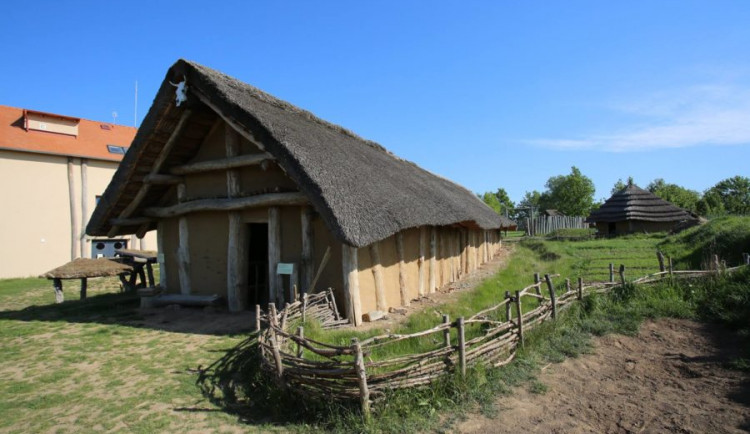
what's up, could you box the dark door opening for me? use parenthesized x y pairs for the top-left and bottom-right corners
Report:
(608, 222), (616, 235)
(248, 223), (269, 306)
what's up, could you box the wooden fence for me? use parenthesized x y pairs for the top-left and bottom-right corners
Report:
(254, 252), (750, 418)
(524, 215), (588, 236)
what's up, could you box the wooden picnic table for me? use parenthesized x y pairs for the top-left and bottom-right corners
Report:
(40, 258), (134, 303)
(114, 249), (158, 290)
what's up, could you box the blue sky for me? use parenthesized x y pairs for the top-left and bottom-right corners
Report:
(2, 1), (749, 204)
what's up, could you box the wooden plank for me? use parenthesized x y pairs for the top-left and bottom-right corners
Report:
(67, 158), (80, 259)
(429, 227), (437, 293)
(170, 153), (274, 175)
(143, 192), (308, 218)
(418, 227), (426, 297)
(268, 207), (282, 307)
(369, 242), (388, 311)
(342, 244), (362, 326)
(80, 158), (88, 258)
(301, 206), (314, 293)
(396, 232), (410, 307)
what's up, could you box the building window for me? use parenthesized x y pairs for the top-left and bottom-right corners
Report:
(107, 145), (127, 154)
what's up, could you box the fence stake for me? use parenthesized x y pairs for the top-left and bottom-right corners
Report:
(269, 303), (278, 326)
(565, 278), (571, 294)
(351, 338), (371, 421)
(713, 254), (720, 273)
(443, 314), (451, 348)
(255, 304), (261, 332)
(577, 277), (583, 300)
(328, 288), (341, 320)
(657, 251), (665, 272)
(302, 293), (308, 323)
(545, 274), (557, 320)
(505, 290), (512, 322)
(534, 273), (541, 295)
(269, 327), (284, 378)
(744, 252), (750, 266)
(668, 257), (673, 277)
(297, 326), (304, 358)
(457, 317), (466, 376)
(515, 291), (524, 347)
(280, 303), (290, 331)
(609, 263), (615, 283)
(619, 264), (626, 287)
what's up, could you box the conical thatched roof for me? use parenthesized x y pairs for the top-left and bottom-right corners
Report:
(587, 184), (698, 223)
(87, 60), (507, 247)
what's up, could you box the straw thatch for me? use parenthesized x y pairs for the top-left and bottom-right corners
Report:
(40, 258), (133, 279)
(587, 184), (698, 223)
(86, 60), (505, 247)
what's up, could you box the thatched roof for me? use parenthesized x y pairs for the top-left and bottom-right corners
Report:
(87, 60), (506, 247)
(40, 258), (133, 279)
(587, 184), (698, 223)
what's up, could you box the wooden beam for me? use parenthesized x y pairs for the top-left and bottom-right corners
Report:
(429, 227), (437, 293)
(80, 158), (88, 258)
(396, 232), (410, 307)
(226, 126), (241, 197)
(170, 153), (273, 176)
(143, 192), (308, 218)
(108, 109), (192, 237)
(68, 158), (80, 259)
(300, 206), (314, 293)
(192, 88), (269, 152)
(135, 222), (151, 239)
(143, 174), (183, 185)
(369, 242), (387, 311)
(227, 211), (247, 312)
(268, 207), (281, 307)
(417, 227), (426, 297)
(109, 216), (154, 226)
(157, 221), (166, 288)
(342, 244), (362, 326)
(177, 216), (191, 295)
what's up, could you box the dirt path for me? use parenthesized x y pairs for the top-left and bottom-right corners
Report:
(457, 318), (750, 433)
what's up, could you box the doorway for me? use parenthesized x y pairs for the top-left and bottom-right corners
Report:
(247, 223), (269, 306)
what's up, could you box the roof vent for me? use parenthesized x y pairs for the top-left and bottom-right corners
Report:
(100, 124), (112, 130)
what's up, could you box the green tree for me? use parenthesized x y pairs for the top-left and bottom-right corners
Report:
(538, 166), (596, 216)
(646, 178), (700, 212)
(480, 192), (503, 214)
(611, 176), (634, 195)
(516, 190), (541, 219)
(698, 176), (750, 215)
(480, 188), (515, 217)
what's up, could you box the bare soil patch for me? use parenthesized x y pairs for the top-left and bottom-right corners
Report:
(457, 318), (750, 433)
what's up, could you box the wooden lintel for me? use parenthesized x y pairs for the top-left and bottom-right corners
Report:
(143, 192), (307, 218)
(170, 153), (274, 176)
(143, 174), (183, 185)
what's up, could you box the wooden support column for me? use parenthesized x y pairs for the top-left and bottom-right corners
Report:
(417, 227), (426, 297)
(396, 232), (410, 307)
(301, 207), (314, 293)
(474, 230), (480, 270)
(429, 227), (437, 293)
(268, 206), (282, 307)
(80, 278), (87, 300)
(177, 184), (191, 295)
(369, 242), (387, 311)
(67, 158), (80, 260)
(54, 278), (64, 303)
(157, 221), (166, 288)
(462, 229), (469, 274)
(226, 126), (246, 312)
(80, 158), (89, 258)
(342, 244), (362, 326)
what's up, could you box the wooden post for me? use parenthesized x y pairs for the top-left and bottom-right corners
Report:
(418, 227), (426, 297)
(301, 206), (314, 293)
(157, 221), (166, 288)
(328, 288), (341, 320)
(80, 158), (89, 258)
(268, 206), (281, 306)
(505, 290), (512, 322)
(177, 184), (191, 295)
(457, 317), (466, 376)
(545, 274), (556, 320)
(297, 326), (304, 358)
(515, 291), (524, 347)
(270, 329), (284, 378)
(227, 212), (247, 312)
(534, 273), (541, 296)
(609, 263), (614, 283)
(396, 233), (410, 307)
(342, 245), (362, 326)
(744, 253), (750, 266)
(269, 303), (278, 326)
(352, 338), (371, 421)
(54, 278), (63, 303)
(668, 257), (673, 276)
(713, 254), (720, 273)
(657, 251), (665, 272)
(301, 293), (308, 323)
(565, 278), (571, 294)
(80, 278), (87, 300)
(619, 264), (626, 286)
(577, 277), (583, 300)
(443, 314), (451, 348)
(255, 304), (261, 332)
(67, 158), (81, 260)
(429, 227), (437, 293)
(145, 263), (155, 287)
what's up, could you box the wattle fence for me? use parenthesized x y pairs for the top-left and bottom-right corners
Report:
(248, 252), (749, 418)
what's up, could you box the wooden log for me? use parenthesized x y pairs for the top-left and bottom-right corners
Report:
(505, 290), (512, 322)
(713, 254), (721, 273)
(429, 227), (437, 293)
(443, 314), (451, 348)
(142, 173), (183, 185)
(545, 274), (557, 320)
(144, 192), (308, 218)
(54, 278), (64, 303)
(577, 277), (583, 300)
(342, 245), (362, 326)
(170, 153), (274, 175)
(67, 158), (80, 259)
(80, 158), (88, 258)
(565, 278), (571, 294)
(418, 227), (426, 297)
(515, 290), (524, 347)
(256, 304), (262, 332)
(268, 206), (281, 307)
(227, 211), (247, 312)
(351, 338), (371, 421)
(457, 317), (466, 377)
(270, 331), (284, 378)
(609, 263), (615, 282)
(657, 251), (666, 272)
(301, 293), (308, 323)
(619, 264), (626, 286)
(297, 326), (305, 358)
(534, 273), (541, 296)
(177, 213), (191, 295)
(396, 233), (410, 307)
(668, 257), (673, 276)
(301, 207), (314, 293)
(79, 278), (87, 300)
(369, 242), (388, 311)
(156, 221), (166, 288)
(328, 288), (341, 321)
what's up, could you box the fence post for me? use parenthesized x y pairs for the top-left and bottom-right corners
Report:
(744, 252), (750, 266)
(565, 278), (571, 294)
(255, 304), (261, 332)
(297, 326), (304, 358)
(351, 338), (371, 421)
(534, 273), (541, 295)
(505, 290), (512, 321)
(443, 314), (451, 348)
(657, 251), (665, 272)
(302, 293), (308, 323)
(457, 317), (466, 376)
(713, 254), (721, 273)
(609, 263), (615, 283)
(668, 257), (673, 277)
(577, 277), (583, 300)
(269, 326), (284, 378)
(515, 291), (524, 348)
(269, 303), (278, 326)
(328, 288), (340, 320)
(545, 274), (557, 320)
(619, 265), (626, 286)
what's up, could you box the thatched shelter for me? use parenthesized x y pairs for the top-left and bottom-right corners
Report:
(587, 183), (698, 235)
(86, 59), (505, 325)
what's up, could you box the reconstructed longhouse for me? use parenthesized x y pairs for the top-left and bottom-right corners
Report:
(87, 60), (512, 325)
(587, 183), (698, 235)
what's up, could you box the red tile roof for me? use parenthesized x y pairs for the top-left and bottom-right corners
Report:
(0, 105), (137, 162)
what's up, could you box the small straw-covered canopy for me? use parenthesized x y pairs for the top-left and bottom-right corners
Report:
(40, 258), (133, 280)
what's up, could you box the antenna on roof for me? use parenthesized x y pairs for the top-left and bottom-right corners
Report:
(112, 111), (118, 124)
(134, 80), (138, 128)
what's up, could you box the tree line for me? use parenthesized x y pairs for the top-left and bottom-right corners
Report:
(480, 167), (750, 219)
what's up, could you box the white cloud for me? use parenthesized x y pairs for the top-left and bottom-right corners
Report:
(527, 84), (750, 152)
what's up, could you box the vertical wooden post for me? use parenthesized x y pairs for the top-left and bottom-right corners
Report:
(301, 293), (308, 323)
(157, 221), (166, 288)
(743, 252), (750, 266)
(515, 291), (524, 347)
(713, 254), (720, 273)
(429, 227), (437, 293)
(301, 206), (314, 293)
(657, 251), (665, 272)
(443, 314), (451, 347)
(418, 227), (426, 297)
(342, 244), (362, 326)
(505, 290), (512, 322)
(457, 317), (466, 376)
(80, 158), (89, 258)
(67, 158), (81, 260)
(255, 304), (261, 332)
(177, 184), (191, 295)
(227, 212), (247, 312)
(145, 263), (155, 287)
(545, 274), (557, 320)
(609, 263), (614, 283)
(80, 278), (87, 300)
(268, 206), (281, 306)
(396, 233), (410, 307)
(269, 303), (278, 326)
(668, 257), (673, 276)
(577, 277), (583, 300)
(565, 278), (571, 294)
(297, 326), (304, 358)
(328, 288), (341, 320)
(53, 278), (63, 303)
(534, 273), (541, 296)
(352, 338), (371, 420)
(269, 328), (284, 378)
(619, 264), (626, 286)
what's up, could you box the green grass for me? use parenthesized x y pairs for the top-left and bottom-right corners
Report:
(659, 215), (750, 269)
